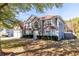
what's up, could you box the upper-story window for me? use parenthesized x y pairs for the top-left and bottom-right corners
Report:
(48, 20), (51, 25)
(34, 21), (39, 28)
(28, 23), (32, 28)
(44, 19), (51, 25)
(32, 21), (40, 29)
(51, 18), (57, 26)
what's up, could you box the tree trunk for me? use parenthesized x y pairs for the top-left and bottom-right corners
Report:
(0, 36), (2, 55)
(0, 36), (4, 56)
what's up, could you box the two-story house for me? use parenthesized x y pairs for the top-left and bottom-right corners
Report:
(22, 15), (65, 40)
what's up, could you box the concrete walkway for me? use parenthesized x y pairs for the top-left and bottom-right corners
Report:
(0, 37), (21, 40)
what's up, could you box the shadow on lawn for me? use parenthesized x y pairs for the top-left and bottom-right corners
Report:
(14, 42), (62, 55)
(1, 39), (79, 56)
(14, 40), (79, 56)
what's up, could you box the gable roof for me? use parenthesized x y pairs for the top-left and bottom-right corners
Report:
(26, 15), (38, 23)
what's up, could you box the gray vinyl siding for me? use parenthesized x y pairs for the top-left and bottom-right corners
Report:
(57, 18), (65, 40)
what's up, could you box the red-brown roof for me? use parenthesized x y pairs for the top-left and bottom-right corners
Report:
(39, 15), (65, 23)
(39, 15), (56, 20)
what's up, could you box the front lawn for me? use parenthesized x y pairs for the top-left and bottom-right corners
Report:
(1, 38), (79, 56)
(1, 39), (33, 48)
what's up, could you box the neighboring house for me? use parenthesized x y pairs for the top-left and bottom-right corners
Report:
(23, 15), (65, 40)
(0, 28), (8, 37)
(0, 25), (22, 38)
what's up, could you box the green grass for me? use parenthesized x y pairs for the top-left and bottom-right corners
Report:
(1, 39), (27, 49)
(1, 38), (58, 49)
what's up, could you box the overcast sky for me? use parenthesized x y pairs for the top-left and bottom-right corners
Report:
(16, 3), (79, 21)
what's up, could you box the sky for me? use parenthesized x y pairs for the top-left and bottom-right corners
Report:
(16, 3), (79, 21)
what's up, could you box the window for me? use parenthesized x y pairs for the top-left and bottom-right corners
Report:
(33, 21), (39, 29)
(34, 22), (38, 28)
(48, 20), (51, 25)
(44, 20), (51, 25)
(51, 18), (57, 26)
(28, 23), (32, 28)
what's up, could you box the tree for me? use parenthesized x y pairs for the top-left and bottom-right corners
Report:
(0, 3), (62, 28)
(0, 3), (62, 55)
